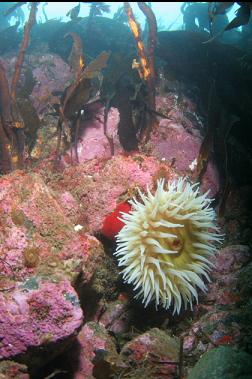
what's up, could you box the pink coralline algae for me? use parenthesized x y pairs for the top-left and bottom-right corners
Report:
(97, 297), (130, 334)
(146, 96), (220, 197)
(61, 106), (123, 165)
(0, 170), (105, 363)
(205, 245), (250, 306)
(57, 93), (219, 197)
(150, 120), (219, 196)
(44, 154), (176, 234)
(28, 54), (73, 114)
(0, 279), (83, 360)
(68, 322), (118, 379)
(0, 171), (105, 282)
(57, 191), (81, 221)
(180, 245), (250, 354)
(1, 53), (73, 114)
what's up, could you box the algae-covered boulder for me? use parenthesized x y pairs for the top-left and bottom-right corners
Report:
(0, 171), (105, 366)
(118, 328), (180, 378)
(0, 360), (29, 379)
(188, 346), (252, 379)
(237, 261), (252, 300)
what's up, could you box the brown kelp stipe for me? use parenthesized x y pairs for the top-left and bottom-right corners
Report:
(124, 2), (157, 142)
(0, 60), (23, 174)
(0, 3), (38, 174)
(137, 2), (157, 110)
(11, 3), (38, 100)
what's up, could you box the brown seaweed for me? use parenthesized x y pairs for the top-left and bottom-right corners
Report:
(62, 51), (110, 119)
(56, 51), (110, 159)
(64, 32), (85, 79)
(88, 2), (110, 17)
(0, 3), (38, 174)
(11, 2), (38, 100)
(206, 2), (252, 43)
(3, 2), (27, 17)
(124, 2), (157, 142)
(196, 80), (220, 180)
(66, 3), (81, 20)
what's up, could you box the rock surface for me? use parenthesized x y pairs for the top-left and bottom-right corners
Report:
(41, 154), (176, 234)
(118, 328), (180, 378)
(0, 29), (249, 379)
(187, 346), (252, 379)
(0, 171), (105, 364)
(0, 360), (29, 379)
(205, 245), (251, 306)
(180, 244), (251, 370)
(0, 171), (105, 284)
(0, 278), (82, 364)
(1, 53), (73, 114)
(146, 95), (220, 197)
(70, 322), (118, 379)
(61, 105), (123, 165)
(97, 296), (131, 335)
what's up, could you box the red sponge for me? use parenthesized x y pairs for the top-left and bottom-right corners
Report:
(101, 202), (132, 240)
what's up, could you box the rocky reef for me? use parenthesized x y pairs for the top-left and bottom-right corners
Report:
(0, 6), (252, 379)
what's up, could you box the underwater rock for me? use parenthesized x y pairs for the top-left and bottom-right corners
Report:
(237, 261), (252, 300)
(0, 360), (29, 379)
(205, 245), (250, 306)
(1, 53), (73, 114)
(146, 95), (220, 197)
(212, 245), (250, 275)
(118, 328), (180, 378)
(30, 53), (73, 114)
(43, 154), (176, 234)
(0, 278), (82, 365)
(180, 245), (250, 361)
(97, 296), (131, 334)
(57, 191), (81, 221)
(46, 17), (134, 62)
(0, 170), (108, 365)
(0, 171), (105, 284)
(187, 346), (252, 379)
(183, 335), (196, 353)
(61, 106), (123, 165)
(68, 322), (118, 379)
(156, 31), (252, 188)
(156, 31), (252, 117)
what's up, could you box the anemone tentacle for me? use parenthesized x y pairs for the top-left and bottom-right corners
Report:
(114, 178), (222, 314)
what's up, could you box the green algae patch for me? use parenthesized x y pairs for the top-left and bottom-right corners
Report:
(188, 346), (252, 379)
